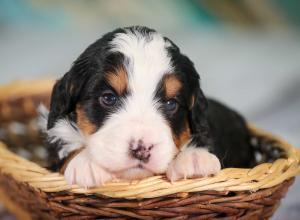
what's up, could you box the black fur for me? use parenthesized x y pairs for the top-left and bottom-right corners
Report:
(206, 99), (254, 168)
(46, 26), (254, 171)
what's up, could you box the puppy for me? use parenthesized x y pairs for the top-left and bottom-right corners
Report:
(43, 26), (254, 187)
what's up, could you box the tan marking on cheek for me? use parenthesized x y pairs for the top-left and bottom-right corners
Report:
(76, 105), (96, 135)
(106, 66), (128, 95)
(164, 75), (182, 98)
(60, 147), (84, 174)
(173, 121), (191, 149)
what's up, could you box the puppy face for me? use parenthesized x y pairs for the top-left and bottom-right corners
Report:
(47, 27), (204, 179)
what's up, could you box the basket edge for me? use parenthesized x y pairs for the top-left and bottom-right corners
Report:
(0, 126), (299, 199)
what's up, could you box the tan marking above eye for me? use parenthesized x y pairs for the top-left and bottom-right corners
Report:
(76, 105), (96, 135)
(164, 74), (182, 98)
(105, 66), (128, 95)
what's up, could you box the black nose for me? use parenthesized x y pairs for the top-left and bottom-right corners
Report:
(129, 140), (153, 163)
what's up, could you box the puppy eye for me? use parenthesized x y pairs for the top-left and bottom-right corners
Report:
(165, 98), (178, 113)
(99, 91), (118, 107)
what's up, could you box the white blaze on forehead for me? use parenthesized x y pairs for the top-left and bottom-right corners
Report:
(109, 29), (173, 100)
(85, 29), (178, 176)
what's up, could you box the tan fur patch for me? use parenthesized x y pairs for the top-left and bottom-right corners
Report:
(173, 121), (191, 149)
(76, 105), (96, 135)
(164, 74), (182, 98)
(106, 66), (128, 95)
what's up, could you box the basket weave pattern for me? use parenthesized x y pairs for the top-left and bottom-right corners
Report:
(0, 80), (299, 220)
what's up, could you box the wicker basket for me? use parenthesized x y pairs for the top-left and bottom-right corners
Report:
(0, 80), (299, 220)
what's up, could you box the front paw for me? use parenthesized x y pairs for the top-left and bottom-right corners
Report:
(166, 147), (221, 182)
(64, 150), (114, 188)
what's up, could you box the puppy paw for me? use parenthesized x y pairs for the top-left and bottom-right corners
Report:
(64, 150), (114, 188)
(166, 147), (221, 182)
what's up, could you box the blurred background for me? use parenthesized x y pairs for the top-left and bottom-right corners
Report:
(0, 0), (299, 219)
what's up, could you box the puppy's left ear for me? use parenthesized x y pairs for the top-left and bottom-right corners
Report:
(188, 87), (213, 148)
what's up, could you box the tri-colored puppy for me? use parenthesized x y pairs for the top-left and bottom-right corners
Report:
(42, 26), (254, 187)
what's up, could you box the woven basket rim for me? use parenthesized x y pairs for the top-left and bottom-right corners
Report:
(0, 79), (54, 101)
(0, 123), (299, 200)
(0, 80), (299, 199)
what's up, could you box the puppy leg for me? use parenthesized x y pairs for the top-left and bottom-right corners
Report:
(167, 145), (221, 182)
(64, 149), (114, 188)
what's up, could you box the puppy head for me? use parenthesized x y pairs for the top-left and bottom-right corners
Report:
(48, 26), (207, 179)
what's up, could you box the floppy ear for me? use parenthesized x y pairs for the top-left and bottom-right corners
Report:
(48, 72), (85, 129)
(46, 60), (94, 170)
(47, 34), (110, 130)
(47, 55), (94, 129)
(188, 87), (213, 148)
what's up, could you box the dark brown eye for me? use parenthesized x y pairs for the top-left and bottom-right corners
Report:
(165, 98), (178, 113)
(99, 91), (118, 107)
